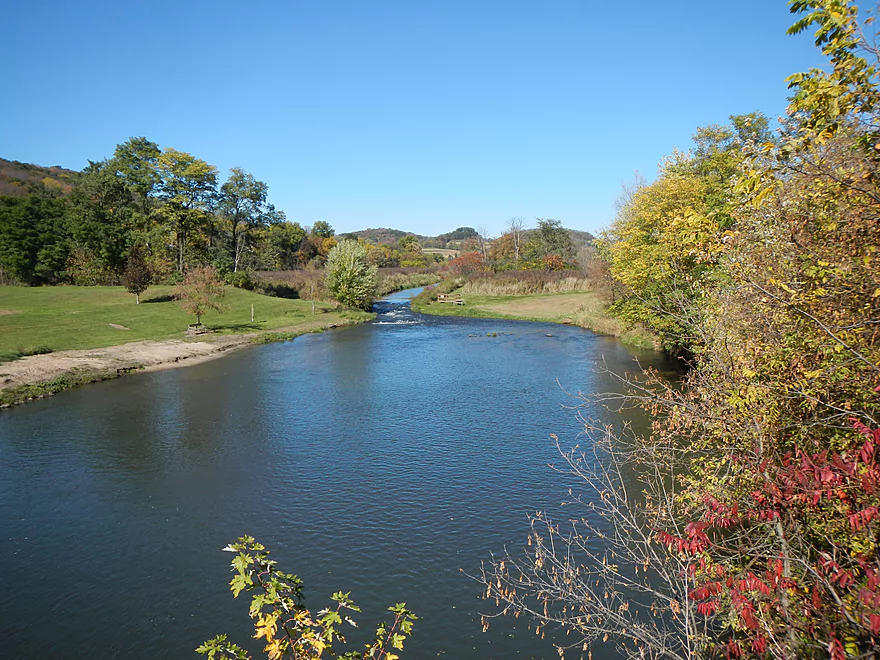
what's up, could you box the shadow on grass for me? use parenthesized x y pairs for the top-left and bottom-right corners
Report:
(211, 322), (266, 333)
(144, 294), (175, 304)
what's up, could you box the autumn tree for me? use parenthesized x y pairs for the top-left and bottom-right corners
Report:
(597, 113), (769, 355)
(122, 245), (151, 304)
(157, 149), (218, 273)
(325, 240), (377, 310)
(444, 251), (484, 276)
(175, 265), (227, 326)
(481, 2), (880, 658)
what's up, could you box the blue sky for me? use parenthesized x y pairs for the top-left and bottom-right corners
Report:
(2, 0), (821, 237)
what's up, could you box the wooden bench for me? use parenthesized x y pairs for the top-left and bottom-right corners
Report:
(437, 293), (464, 305)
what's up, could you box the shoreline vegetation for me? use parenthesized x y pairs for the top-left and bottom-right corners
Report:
(0, 284), (375, 408)
(411, 275), (658, 350)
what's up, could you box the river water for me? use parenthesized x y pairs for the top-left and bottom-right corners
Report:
(0, 289), (675, 659)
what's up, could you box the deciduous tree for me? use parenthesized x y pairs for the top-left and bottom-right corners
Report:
(157, 149), (218, 273)
(175, 265), (226, 326)
(325, 240), (377, 310)
(122, 245), (151, 304)
(219, 168), (274, 272)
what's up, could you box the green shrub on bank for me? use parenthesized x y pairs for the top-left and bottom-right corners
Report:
(0, 366), (139, 407)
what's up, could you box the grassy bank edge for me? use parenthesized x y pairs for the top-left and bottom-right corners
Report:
(411, 285), (658, 350)
(0, 312), (373, 409)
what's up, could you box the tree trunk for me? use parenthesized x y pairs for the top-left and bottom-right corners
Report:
(136, 293), (140, 304)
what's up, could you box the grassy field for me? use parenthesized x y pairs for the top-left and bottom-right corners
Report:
(0, 285), (369, 361)
(422, 248), (458, 258)
(413, 288), (657, 349)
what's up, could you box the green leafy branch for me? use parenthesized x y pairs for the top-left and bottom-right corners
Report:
(196, 536), (416, 660)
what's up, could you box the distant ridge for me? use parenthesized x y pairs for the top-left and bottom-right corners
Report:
(0, 158), (77, 197)
(350, 225), (595, 250)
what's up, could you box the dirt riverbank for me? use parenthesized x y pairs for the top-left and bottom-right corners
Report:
(0, 318), (355, 408)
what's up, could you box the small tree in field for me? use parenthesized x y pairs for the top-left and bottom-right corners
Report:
(122, 246), (151, 304)
(175, 266), (227, 326)
(325, 240), (377, 310)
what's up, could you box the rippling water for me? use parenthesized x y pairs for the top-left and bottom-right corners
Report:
(0, 289), (675, 659)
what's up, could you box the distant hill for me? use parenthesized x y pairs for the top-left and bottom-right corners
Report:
(351, 225), (594, 249)
(351, 228), (412, 245)
(0, 158), (78, 197)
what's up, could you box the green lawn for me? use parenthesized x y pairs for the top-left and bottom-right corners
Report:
(0, 285), (363, 360)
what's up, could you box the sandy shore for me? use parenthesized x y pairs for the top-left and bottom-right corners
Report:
(0, 318), (351, 406)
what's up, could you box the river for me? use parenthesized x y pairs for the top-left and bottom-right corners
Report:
(0, 289), (676, 659)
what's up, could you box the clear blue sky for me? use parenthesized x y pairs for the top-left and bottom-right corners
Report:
(1, 0), (821, 237)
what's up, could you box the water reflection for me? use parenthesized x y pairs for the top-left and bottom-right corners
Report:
(0, 289), (678, 659)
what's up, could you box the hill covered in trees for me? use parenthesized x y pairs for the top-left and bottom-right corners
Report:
(0, 158), (77, 197)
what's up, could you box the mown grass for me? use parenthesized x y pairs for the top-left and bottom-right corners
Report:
(0, 285), (365, 361)
(413, 285), (657, 350)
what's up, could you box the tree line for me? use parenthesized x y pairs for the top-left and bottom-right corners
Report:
(0, 139), (349, 286)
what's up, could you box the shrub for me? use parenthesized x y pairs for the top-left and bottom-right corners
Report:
(225, 270), (255, 291)
(325, 241), (377, 310)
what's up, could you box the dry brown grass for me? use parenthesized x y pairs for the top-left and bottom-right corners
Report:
(460, 270), (593, 295)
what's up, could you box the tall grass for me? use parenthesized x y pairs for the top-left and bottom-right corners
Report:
(254, 270), (329, 300)
(460, 270), (593, 295)
(255, 268), (442, 300)
(375, 270), (442, 297)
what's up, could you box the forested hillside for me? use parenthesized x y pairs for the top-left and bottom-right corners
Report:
(0, 158), (77, 197)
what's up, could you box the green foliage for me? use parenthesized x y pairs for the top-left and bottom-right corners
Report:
(0, 194), (70, 284)
(219, 168), (277, 272)
(198, 536), (416, 660)
(310, 220), (335, 239)
(439, 226), (477, 241)
(157, 148), (219, 272)
(325, 241), (378, 310)
(522, 218), (575, 262)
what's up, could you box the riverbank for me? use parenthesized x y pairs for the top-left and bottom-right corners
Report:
(0, 284), (373, 407)
(412, 287), (658, 349)
(0, 316), (368, 408)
